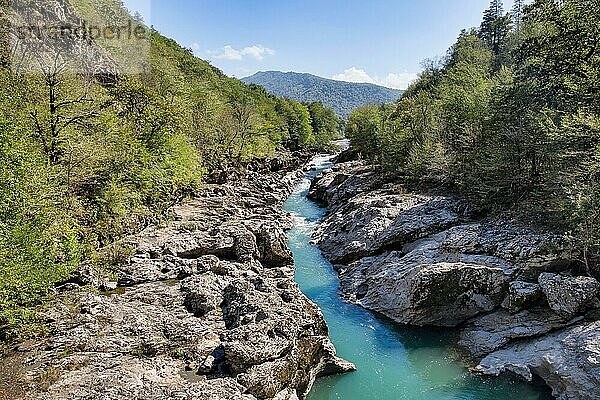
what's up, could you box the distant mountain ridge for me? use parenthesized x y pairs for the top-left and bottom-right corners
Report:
(242, 71), (403, 118)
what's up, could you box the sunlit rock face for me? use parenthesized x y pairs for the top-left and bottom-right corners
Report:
(5, 0), (147, 78)
(12, 154), (353, 400)
(476, 321), (600, 400)
(312, 160), (599, 400)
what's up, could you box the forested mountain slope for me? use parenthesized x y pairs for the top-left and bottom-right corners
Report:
(242, 71), (403, 118)
(0, 0), (340, 338)
(346, 0), (600, 276)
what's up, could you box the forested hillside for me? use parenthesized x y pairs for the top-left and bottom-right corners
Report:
(242, 71), (403, 118)
(0, 0), (340, 338)
(346, 0), (599, 274)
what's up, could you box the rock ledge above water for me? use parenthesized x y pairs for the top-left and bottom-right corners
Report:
(311, 160), (600, 400)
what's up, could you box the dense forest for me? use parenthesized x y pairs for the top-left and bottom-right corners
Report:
(0, 0), (340, 339)
(242, 71), (403, 118)
(346, 0), (599, 276)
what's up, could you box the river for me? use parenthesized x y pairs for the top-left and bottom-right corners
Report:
(282, 153), (552, 400)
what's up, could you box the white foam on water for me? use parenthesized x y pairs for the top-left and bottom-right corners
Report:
(291, 177), (312, 195)
(290, 213), (319, 235)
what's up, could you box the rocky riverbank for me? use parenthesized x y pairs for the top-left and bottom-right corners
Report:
(309, 159), (600, 400)
(0, 153), (354, 400)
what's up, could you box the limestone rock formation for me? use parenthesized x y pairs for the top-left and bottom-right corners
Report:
(475, 321), (600, 400)
(6, 157), (353, 400)
(339, 251), (510, 327)
(312, 160), (598, 400)
(501, 281), (544, 313)
(538, 273), (600, 318)
(459, 308), (582, 357)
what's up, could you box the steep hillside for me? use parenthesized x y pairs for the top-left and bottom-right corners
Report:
(242, 71), (403, 118)
(0, 0), (337, 338)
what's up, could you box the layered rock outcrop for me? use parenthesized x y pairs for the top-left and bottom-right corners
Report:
(4, 156), (353, 400)
(310, 160), (600, 400)
(476, 322), (600, 400)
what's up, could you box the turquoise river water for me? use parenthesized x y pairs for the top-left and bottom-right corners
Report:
(282, 154), (552, 400)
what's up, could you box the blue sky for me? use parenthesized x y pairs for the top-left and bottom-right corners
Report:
(124, 1), (515, 89)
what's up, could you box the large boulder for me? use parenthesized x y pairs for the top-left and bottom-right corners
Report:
(459, 308), (582, 357)
(316, 192), (421, 263)
(365, 262), (509, 327)
(255, 224), (294, 267)
(180, 273), (228, 316)
(501, 281), (544, 313)
(373, 197), (468, 252)
(308, 162), (380, 206)
(338, 245), (510, 327)
(538, 273), (600, 318)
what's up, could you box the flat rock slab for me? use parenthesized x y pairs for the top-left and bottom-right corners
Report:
(475, 321), (600, 400)
(459, 308), (582, 357)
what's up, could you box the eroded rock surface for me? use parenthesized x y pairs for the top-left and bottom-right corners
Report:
(311, 160), (599, 400)
(339, 251), (509, 327)
(476, 321), (600, 400)
(538, 273), (600, 318)
(6, 157), (353, 400)
(459, 308), (583, 357)
(501, 281), (544, 313)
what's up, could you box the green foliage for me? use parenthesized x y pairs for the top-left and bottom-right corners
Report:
(0, 114), (80, 340)
(559, 113), (600, 275)
(347, 31), (494, 184)
(511, 0), (526, 31)
(347, 0), (600, 275)
(480, 0), (511, 55)
(307, 102), (341, 149)
(277, 99), (314, 150)
(0, 0), (339, 340)
(242, 71), (403, 118)
(518, 0), (600, 113)
(346, 105), (386, 163)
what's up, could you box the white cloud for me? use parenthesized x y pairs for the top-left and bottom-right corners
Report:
(241, 45), (276, 61)
(212, 45), (243, 60)
(209, 45), (276, 61)
(381, 72), (419, 90)
(332, 67), (376, 85)
(332, 67), (418, 90)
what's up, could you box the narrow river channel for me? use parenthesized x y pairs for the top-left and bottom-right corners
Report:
(283, 154), (552, 400)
